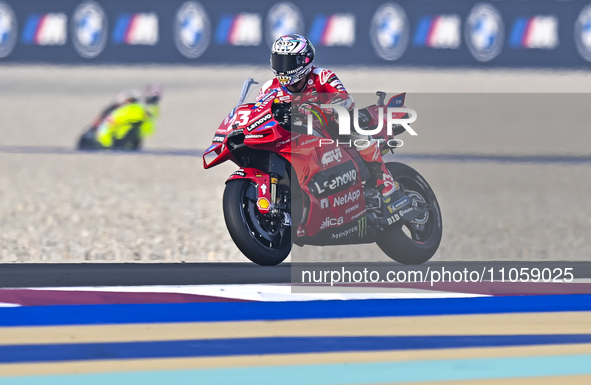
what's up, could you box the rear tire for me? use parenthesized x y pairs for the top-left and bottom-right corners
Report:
(223, 179), (291, 266)
(376, 162), (443, 265)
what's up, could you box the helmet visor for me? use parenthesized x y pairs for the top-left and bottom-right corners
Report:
(271, 53), (306, 74)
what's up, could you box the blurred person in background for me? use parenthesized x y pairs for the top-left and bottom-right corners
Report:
(259, 34), (404, 201)
(77, 85), (161, 150)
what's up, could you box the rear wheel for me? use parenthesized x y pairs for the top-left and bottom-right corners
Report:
(113, 126), (141, 150)
(223, 179), (292, 266)
(376, 162), (443, 265)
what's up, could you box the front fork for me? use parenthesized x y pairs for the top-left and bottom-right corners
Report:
(268, 172), (291, 227)
(266, 152), (287, 212)
(270, 174), (278, 209)
(227, 153), (289, 219)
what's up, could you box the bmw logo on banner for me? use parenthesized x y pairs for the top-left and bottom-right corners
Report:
(370, 3), (409, 61)
(465, 3), (504, 62)
(0, 1), (17, 58)
(72, 1), (108, 58)
(175, 1), (210, 59)
(266, 2), (304, 47)
(575, 4), (591, 62)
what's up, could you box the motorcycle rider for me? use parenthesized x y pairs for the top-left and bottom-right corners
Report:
(259, 34), (403, 200)
(95, 85), (162, 149)
(89, 92), (137, 132)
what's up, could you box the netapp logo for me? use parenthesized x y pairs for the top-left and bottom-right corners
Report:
(332, 189), (361, 207)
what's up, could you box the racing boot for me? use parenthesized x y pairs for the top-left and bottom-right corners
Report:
(358, 143), (402, 197)
(358, 144), (410, 224)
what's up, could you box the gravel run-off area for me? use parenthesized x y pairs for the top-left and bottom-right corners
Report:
(1, 65), (591, 263)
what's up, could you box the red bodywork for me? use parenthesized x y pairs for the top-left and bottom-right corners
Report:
(204, 91), (407, 242)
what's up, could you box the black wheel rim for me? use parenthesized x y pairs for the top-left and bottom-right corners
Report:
(395, 176), (440, 245)
(239, 182), (290, 251)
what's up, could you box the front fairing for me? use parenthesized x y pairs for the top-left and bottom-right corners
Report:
(203, 102), (258, 169)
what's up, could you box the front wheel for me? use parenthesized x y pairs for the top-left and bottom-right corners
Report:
(77, 129), (99, 150)
(223, 179), (292, 266)
(376, 162), (443, 265)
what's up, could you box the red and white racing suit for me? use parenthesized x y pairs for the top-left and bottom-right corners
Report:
(258, 66), (397, 195)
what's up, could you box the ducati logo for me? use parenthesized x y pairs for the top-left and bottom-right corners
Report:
(318, 69), (334, 85)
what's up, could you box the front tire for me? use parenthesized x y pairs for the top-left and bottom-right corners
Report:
(223, 179), (292, 266)
(376, 162), (443, 265)
(77, 129), (99, 150)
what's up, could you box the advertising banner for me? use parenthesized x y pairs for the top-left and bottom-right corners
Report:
(1, 0), (591, 67)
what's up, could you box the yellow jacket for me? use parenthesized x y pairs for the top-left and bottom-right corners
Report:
(97, 103), (159, 148)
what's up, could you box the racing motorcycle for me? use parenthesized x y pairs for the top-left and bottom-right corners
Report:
(203, 79), (442, 266)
